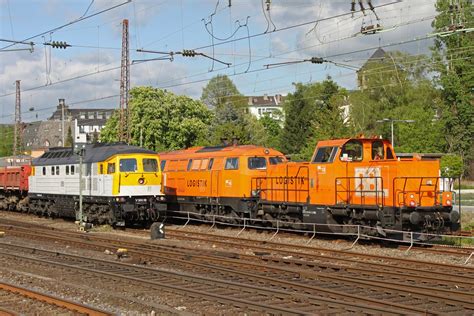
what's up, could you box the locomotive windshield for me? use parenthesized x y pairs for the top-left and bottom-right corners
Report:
(248, 157), (267, 170)
(313, 146), (337, 163)
(143, 158), (158, 172)
(269, 156), (285, 165)
(340, 140), (363, 162)
(120, 158), (137, 172)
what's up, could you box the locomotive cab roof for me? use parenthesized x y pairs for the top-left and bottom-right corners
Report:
(32, 143), (156, 166)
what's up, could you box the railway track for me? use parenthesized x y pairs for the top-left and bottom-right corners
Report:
(0, 281), (110, 316)
(0, 241), (412, 315)
(1, 220), (473, 314)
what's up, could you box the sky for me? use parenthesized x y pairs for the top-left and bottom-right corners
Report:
(0, 0), (440, 124)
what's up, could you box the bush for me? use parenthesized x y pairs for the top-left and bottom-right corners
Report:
(441, 154), (464, 178)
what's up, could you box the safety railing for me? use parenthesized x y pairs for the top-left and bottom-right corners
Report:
(335, 176), (385, 207)
(251, 165), (310, 203)
(392, 177), (459, 208)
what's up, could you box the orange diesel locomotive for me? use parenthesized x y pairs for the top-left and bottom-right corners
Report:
(159, 145), (286, 220)
(253, 137), (460, 236)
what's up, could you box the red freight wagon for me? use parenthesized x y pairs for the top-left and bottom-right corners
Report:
(0, 165), (31, 211)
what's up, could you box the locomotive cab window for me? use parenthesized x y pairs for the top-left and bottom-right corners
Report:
(340, 140), (363, 162)
(313, 147), (337, 163)
(248, 157), (267, 170)
(225, 157), (239, 170)
(107, 163), (115, 174)
(201, 158), (209, 170)
(269, 156), (284, 165)
(160, 160), (166, 171)
(208, 158), (214, 170)
(120, 158), (137, 172)
(143, 158), (158, 172)
(371, 141), (384, 160)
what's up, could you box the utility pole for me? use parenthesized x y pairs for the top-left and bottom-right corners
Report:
(376, 118), (416, 148)
(60, 98), (65, 146)
(13, 80), (21, 157)
(75, 145), (85, 229)
(118, 19), (130, 143)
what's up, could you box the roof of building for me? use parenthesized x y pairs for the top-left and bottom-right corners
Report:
(32, 143), (156, 166)
(49, 105), (115, 121)
(247, 94), (285, 107)
(22, 120), (74, 150)
(369, 47), (387, 61)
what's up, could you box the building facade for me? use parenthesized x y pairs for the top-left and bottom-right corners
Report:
(247, 94), (285, 120)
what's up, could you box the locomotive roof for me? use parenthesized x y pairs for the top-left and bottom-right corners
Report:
(316, 137), (391, 147)
(32, 143), (156, 166)
(159, 145), (284, 158)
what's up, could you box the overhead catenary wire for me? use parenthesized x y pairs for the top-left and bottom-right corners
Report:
(0, 0), (131, 51)
(2, 1), (468, 120)
(2, 51), (472, 123)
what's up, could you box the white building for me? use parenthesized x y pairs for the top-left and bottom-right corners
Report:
(247, 94), (285, 120)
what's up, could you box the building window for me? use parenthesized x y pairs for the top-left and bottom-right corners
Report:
(43, 167), (46, 175)
(71, 165), (75, 175)
(51, 166), (55, 175)
(66, 165), (70, 175)
(56, 166), (60, 175)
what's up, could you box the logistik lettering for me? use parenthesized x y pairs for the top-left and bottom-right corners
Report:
(187, 179), (207, 187)
(275, 176), (305, 185)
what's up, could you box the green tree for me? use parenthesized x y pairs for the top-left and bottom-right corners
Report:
(65, 126), (73, 147)
(432, 0), (474, 170)
(202, 75), (267, 146)
(259, 111), (283, 150)
(441, 154), (464, 178)
(349, 51), (446, 153)
(281, 78), (348, 160)
(201, 75), (240, 109)
(100, 87), (213, 151)
(0, 125), (13, 156)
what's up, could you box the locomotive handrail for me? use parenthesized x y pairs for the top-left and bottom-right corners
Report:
(250, 166), (310, 203)
(335, 176), (385, 208)
(392, 176), (455, 208)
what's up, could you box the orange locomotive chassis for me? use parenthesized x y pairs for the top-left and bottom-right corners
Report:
(159, 138), (460, 236)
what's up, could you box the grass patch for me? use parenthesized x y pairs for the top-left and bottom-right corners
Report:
(454, 180), (474, 190)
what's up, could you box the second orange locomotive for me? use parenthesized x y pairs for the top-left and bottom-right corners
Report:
(159, 137), (459, 236)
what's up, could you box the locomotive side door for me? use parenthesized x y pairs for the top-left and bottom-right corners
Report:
(211, 170), (219, 197)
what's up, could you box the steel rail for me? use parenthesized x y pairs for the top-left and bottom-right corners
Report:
(0, 281), (111, 315)
(1, 223), (473, 314)
(0, 242), (407, 315)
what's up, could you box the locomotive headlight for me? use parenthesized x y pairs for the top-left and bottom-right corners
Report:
(409, 200), (416, 207)
(409, 194), (415, 199)
(446, 199), (452, 206)
(138, 178), (145, 185)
